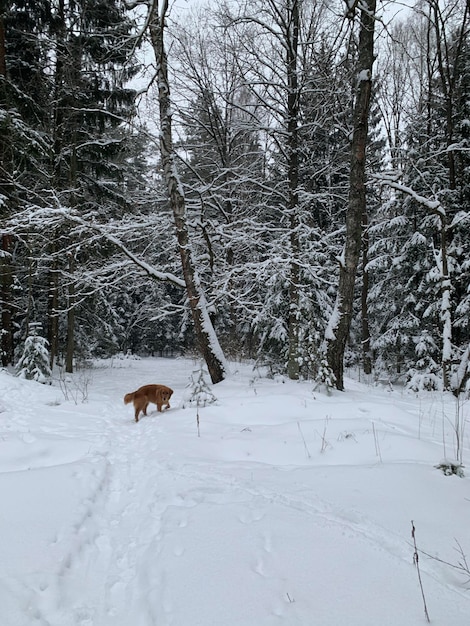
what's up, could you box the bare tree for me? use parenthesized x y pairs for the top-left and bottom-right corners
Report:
(147, 0), (228, 384)
(169, 7), (267, 357)
(220, 0), (332, 379)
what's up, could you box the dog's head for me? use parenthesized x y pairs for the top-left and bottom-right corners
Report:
(160, 387), (173, 403)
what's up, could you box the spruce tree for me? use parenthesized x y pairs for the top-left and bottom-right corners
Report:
(16, 324), (52, 383)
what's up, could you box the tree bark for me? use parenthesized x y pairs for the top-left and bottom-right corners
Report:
(0, 6), (13, 366)
(47, 253), (59, 368)
(286, 0), (301, 380)
(0, 2), (6, 79)
(148, 0), (227, 384)
(65, 254), (75, 374)
(326, 0), (377, 390)
(361, 210), (372, 375)
(0, 234), (13, 365)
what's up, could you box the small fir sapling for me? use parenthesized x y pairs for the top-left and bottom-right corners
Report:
(313, 357), (336, 395)
(183, 367), (217, 437)
(16, 324), (52, 383)
(183, 367), (217, 408)
(406, 331), (441, 392)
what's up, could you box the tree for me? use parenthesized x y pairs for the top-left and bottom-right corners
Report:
(47, 0), (140, 371)
(367, 1), (469, 392)
(218, 0), (341, 378)
(16, 323), (51, 383)
(147, 0), (228, 384)
(0, 0), (52, 364)
(325, 0), (377, 390)
(171, 9), (266, 357)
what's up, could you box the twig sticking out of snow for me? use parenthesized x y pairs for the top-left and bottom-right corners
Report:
(320, 415), (331, 453)
(411, 521), (431, 623)
(418, 539), (470, 589)
(297, 422), (311, 459)
(372, 422), (382, 463)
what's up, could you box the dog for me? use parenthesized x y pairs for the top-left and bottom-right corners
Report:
(124, 384), (173, 423)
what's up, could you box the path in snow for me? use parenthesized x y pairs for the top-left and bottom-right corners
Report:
(1, 357), (469, 625)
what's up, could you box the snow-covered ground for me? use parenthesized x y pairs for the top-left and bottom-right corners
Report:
(1, 356), (469, 626)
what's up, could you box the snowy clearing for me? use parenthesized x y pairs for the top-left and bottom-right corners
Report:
(1, 357), (469, 626)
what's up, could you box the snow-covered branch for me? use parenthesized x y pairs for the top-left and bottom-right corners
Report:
(371, 172), (444, 215)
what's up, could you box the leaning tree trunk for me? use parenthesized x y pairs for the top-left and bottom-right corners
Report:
(325, 0), (377, 390)
(148, 1), (227, 384)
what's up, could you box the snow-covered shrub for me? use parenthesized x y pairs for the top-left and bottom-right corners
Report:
(182, 367), (217, 408)
(313, 357), (336, 395)
(406, 331), (441, 391)
(435, 459), (465, 478)
(16, 326), (51, 383)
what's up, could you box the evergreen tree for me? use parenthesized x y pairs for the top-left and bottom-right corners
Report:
(368, 4), (470, 390)
(3, 0), (144, 370)
(16, 324), (51, 383)
(0, 0), (52, 364)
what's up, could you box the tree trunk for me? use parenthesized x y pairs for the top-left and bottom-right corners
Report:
(148, 1), (227, 384)
(0, 234), (13, 365)
(439, 213), (451, 390)
(286, 0), (301, 380)
(0, 7), (12, 366)
(0, 2), (6, 79)
(361, 210), (372, 375)
(47, 254), (59, 368)
(65, 254), (75, 374)
(325, 0), (377, 390)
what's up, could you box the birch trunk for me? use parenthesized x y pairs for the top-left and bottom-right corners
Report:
(65, 254), (75, 374)
(148, 1), (227, 384)
(438, 214), (451, 390)
(47, 254), (59, 368)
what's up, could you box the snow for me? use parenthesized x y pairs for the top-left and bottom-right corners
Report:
(324, 300), (340, 341)
(373, 175), (444, 216)
(357, 69), (371, 82)
(1, 356), (469, 626)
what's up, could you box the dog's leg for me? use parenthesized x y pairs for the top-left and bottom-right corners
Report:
(143, 401), (149, 416)
(135, 399), (145, 422)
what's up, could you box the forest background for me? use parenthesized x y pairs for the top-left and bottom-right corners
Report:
(0, 0), (469, 395)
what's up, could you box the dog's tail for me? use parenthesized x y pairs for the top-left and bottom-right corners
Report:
(124, 392), (134, 405)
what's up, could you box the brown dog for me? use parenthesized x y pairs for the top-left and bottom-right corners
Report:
(124, 384), (173, 422)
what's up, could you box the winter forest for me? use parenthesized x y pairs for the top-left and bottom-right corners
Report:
(1, 0), (469, 395)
